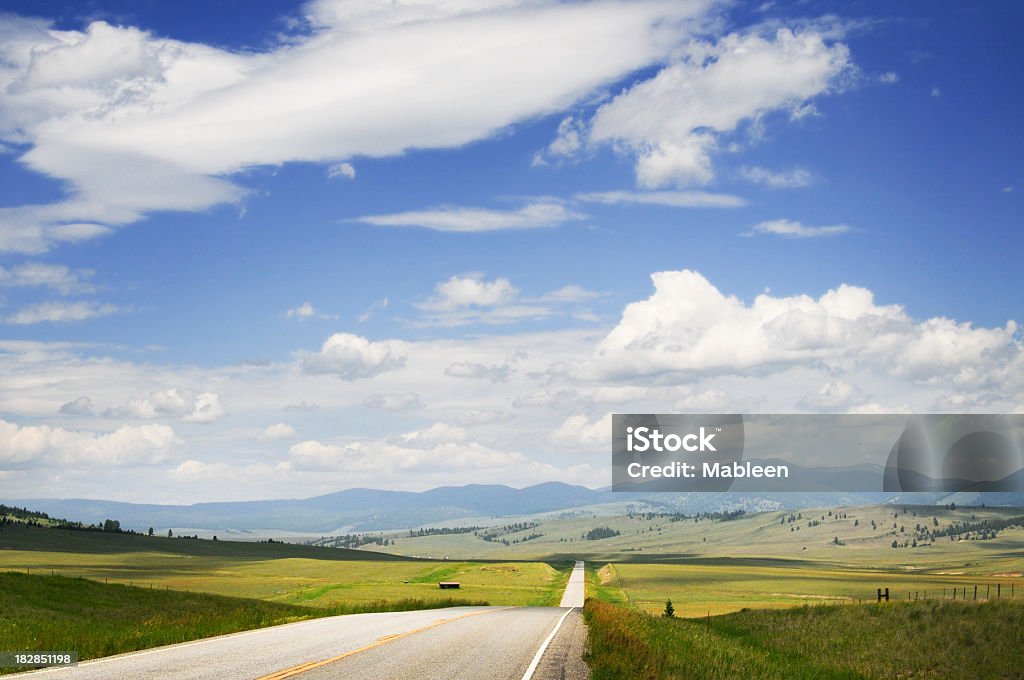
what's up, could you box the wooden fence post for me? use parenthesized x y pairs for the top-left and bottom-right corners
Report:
(974, 585), (977, 601)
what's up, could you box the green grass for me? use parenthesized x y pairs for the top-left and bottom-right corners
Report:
(604, 560), (1022, 617)
(584, 597), (1024, 680)
(0, 571), (486, 674)
(0, 523), (567, 608)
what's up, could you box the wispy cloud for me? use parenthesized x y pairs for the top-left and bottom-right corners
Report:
(739, 166), (813, 189)
(0, 262), (96, 294)
(575, 190), (746, 208)
(355, 202), (583, 233)
(5, 301), (120, 324)
(744, 219), (851, 238)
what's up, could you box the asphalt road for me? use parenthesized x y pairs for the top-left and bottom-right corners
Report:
(12, 562), (589, 680)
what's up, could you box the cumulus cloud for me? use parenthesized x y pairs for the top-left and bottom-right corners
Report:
(746, 219), (850, 238)
(258, 422), (297, 441)
(327, 162), (355, 180)
(364, 392), (423, 411)
(739, 166), (813, 188)
(59, 396), (94, 416)
(4, 301), (119, 324)
(397, 422), (467, 446)
(302, 333), (406, 379)
(0, 418), (178, 468)
(586, 28), (851, 187)
(106, 388), (227, 423)
(414, 274), (602, 326)
(552, 413), (613, 449)
(419, 275), (518, 311)
(1, 1), (709, 251)
(595, 269), (1021, 387)
(355, 202), (583, 232)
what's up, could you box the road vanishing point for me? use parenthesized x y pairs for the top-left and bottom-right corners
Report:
(13, 560), (589, 680)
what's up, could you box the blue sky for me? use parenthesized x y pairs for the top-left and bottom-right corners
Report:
(0, 0), (1021, 502)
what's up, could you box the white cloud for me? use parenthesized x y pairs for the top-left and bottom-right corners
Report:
(286, 302), (317, 319)
(587, 28), (851, 187)
(575, 190), (746, 208)
(414, 274), (603, 327)
(364, 392), (423, 411)
(397, 422), (467, 446)
(106, 388), (227, 423)
(879, 71), (899, 84)
(358, 297), (388, 323)
(0, 418), (178, 468)
(1, 1), (709, 251)
(258, 422), (297, 441)
(445, 361), (512, 383)
(595, 269), (1021, 387)
(746, 218), (850, 238)
(4, 301), (119, 324)
(327, 162), (355, 180)
(302, 332), (406, 379)
(552, 413), (612, 449)
(355, 202), (583, 232)
(540, 285), (603, 303)
(0, 262), (95, 294)
(59, 395), (95, 416)
(739, 166), (813, 188)
(796, 380), (866, 411)
(419, 275), (517, 311)
(931, 86), (942, 97)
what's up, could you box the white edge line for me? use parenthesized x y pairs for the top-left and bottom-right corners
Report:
(520, 607), (574, 680)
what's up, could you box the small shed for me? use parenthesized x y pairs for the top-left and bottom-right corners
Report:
(438, 581), (461, 589)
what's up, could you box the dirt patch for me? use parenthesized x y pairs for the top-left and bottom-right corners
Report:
(992, 572), (1022, 577)
(768, 593), (854, 601)
(598, 564), (616, 585)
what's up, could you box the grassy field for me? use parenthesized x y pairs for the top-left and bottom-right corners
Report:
(0, 571), (485, 675)
(362, 504), (1024, 568)
(602, 559), (1022, 617)
(0, 524), (571, 608)
(355, 503), (1024, 616)
(584, 597), (1024, 679)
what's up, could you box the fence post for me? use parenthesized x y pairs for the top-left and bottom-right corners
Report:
(974, 585), (977, 601)
(885, 587), (890, 602)
(998, 584), (1001, 599)
(987, 584), (990, 599)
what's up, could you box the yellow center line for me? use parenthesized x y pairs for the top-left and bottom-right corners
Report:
(257, 607), (510, 680)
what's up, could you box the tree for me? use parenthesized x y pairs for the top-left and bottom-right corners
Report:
(167, 529), (173, 538)
(663, 599), (675, 618)
(147, 527), (154, 536)
(102, 519), (120, 533)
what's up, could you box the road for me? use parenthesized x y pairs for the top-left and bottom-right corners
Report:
(13, 561), (589, 680)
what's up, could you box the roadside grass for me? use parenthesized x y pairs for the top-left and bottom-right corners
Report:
(586, 563), (628, 605)
(584, 597), (1024, 680)
(0, 524), (564, 608)
(0, 571), (486, 675)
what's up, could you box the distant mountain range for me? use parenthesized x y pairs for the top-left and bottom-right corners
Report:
(7, 470), (1023, 534)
